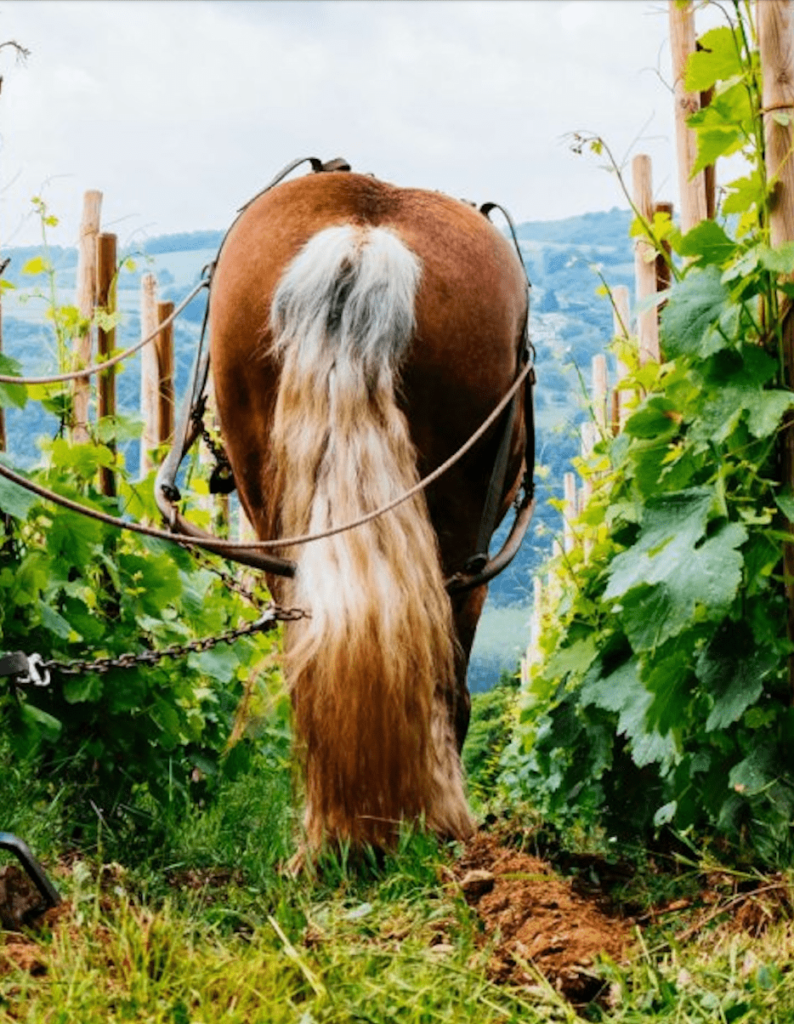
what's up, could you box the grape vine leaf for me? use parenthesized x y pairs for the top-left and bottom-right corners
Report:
(684, 26), (743, 92)
(605, 488), (747, 650)
(696, 622), (775, 732)
(660, 266), (732, 358)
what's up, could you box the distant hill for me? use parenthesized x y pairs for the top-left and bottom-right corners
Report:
(0, 207), (636, 690)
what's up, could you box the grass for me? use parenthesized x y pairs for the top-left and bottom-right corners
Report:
(2, 740), (794, 1022)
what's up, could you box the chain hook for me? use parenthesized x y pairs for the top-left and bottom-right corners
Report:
(18, 653), (51, 688)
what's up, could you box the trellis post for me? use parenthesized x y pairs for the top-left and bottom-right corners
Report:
(669, 0), (709, 232)
(758, 0), (794, 699)
(156, 300), (175, 447)
(72, 190), (102, 443)
(96, 232), (117, 497)
(139, 273), (159, 478)
(632, 155), (660, 365)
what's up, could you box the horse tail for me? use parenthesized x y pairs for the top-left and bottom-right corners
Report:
(269, 223), (473, 849)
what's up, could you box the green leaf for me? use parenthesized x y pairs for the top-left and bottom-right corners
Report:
(643, 645), (695, 736)
(118, 551), (182, 616)
(696, 622), (774, 731)
(0, 468), (39, 519)
(729, 746), (776, 795)
(63, 673), (104, 704)
(758, 241), (794, 275)
(606, 489), (747, 649)
(660, 266), (731, 359)
(46, 509), (104, 570)
(188, 646), (239, 685)
(684, 27), (743, 91)
(746, 389), (794, 439)
(775, 489), (794, 520)
(37, 600), (75, 640)
(678, 220), (736, 266)
(581, 657), (676, 768)
(722, 172), (766, 218)
(20, 702), (62, 742)
(544, 634), (599, 682)
(0, 354), (27, 410)
(690, 126), (745, 178)
(624, 398), (681, 440)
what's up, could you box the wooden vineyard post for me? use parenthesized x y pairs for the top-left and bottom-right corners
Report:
(758, 0), (794, 699)
(632, 155), (661, 365)
(139, 273), (159, 478)
(96, 233), (117, 497)
(563, 471), (577, 553)
(612, 284), (632, 431)
(591, 353), (608, 435)
(654, 201), (674, 297)
(72, 190), (102, 443)
(0, 259), (5, 453)
(156, 301), (175, 447)
(669, 0), (709, 232)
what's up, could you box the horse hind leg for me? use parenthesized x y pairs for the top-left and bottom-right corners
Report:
(269, 223), (473, 850)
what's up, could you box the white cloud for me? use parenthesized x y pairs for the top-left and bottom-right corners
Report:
(0, 0), (722, 247)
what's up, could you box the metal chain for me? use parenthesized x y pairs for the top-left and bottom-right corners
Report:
(39, 603), (307, 679)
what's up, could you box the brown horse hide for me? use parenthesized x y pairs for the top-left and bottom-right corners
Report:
(209, 171), (529, 851)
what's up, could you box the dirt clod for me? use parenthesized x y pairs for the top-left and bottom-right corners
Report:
(455, 832), (632, 1002)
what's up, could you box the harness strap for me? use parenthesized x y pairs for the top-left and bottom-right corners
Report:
(460, 202), (535, 579)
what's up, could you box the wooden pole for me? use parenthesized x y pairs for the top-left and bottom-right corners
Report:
(612, 284), (632, 432)
(654, 201), (674, 297)
(632, 154), (661, 365)
(96, 233), (117, 497)
(591, 353), (608, 434)
(528, 575), (544, 670)
(156, 300), (175, 447)
(72, 190), (102, 443)
(0, 263), (5, 453)
(139, 274), (159, 477)
(563, 471), (577, 553)
(669, 0), (709, 232)
(760, 0), (794, 247)
(759, 0), (794, 701)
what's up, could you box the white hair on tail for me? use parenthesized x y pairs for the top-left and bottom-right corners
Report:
(268, 221), (473, 849)
(270, 224), (420, 391)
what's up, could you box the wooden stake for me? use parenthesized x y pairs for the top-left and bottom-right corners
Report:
(96, 232), (117, 497)
(592, 353), (608, 434)
(139, 273), (159, 478)
(528, 575), (544, 669)
(632, 155), (661, 365)
(759, 0), (794, 701)
(563, 471), (577, 553)
(760, 0), (794, 247)
(0, 263), (5, 453)
(72, 190), (102, 443)
(156, 301), (175, 447)
(654, 200), (674, 298)
(612, 284), (632, 431)
(669, 0), (709, 232)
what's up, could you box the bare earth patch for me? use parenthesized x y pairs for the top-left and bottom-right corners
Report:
(455, 832), (632, 1002)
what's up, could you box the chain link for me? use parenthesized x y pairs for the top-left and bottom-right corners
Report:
(40, 603), (307, 678)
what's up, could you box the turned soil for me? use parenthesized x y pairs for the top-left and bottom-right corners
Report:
(454, 831), (632, 1002)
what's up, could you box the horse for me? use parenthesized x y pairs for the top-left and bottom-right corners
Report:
(208, 166), (530, 852)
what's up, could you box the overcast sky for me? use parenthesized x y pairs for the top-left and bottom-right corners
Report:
(0, 0), (727, 250)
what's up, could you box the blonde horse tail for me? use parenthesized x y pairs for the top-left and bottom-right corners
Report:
(269, 224), (473, 849)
